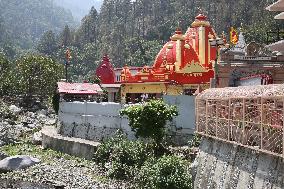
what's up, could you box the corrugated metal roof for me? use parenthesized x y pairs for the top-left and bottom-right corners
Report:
(57, 82), (103, 94)
(265, 40), (284, 52)
(101, 84), (121, 88)
(266, 0), (284, 11)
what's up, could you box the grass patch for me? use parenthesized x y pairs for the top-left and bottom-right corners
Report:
(0, 141), (93, 166)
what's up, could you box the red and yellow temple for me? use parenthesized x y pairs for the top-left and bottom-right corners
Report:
(96, 14), (223, 102)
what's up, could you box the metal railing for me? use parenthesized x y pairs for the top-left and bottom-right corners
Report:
(196, 96), (284, 157)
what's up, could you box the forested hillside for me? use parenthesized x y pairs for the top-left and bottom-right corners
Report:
(0, 0), (74, 58)
(47, 0), (278, 81)
(0, 0), (280, 82)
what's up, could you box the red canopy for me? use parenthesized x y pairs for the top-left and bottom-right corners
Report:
(57, 82), (103, 95)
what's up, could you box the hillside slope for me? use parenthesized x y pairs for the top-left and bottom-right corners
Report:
(0, 0), (75, 49)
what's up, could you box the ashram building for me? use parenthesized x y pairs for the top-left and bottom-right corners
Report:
(96, 14), (221, 103)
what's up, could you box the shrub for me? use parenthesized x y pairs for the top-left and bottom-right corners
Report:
(188, 134), (202, 148)
(136, 155), (192, 189)
(94, 131), (154, 180)
(120, 99), (178, 144)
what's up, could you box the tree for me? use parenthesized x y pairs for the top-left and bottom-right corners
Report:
(60, 25), (72, 47)
(37, 30), (57, 55)
(120, 99), (178, 144)
(0, 53), (13, 96)
(16, 55), (64, 98)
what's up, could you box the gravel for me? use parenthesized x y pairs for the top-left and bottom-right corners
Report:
(0, 102), (132, 188)
(0, 158), (131, 189)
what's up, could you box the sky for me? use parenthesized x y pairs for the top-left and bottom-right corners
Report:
(54, 0), (103, 22)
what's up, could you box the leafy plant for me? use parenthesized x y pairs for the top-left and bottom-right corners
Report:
(120, 99), (178, 144)
(93, 131), (154, 180)
(136, 155), (192, 189)
(188, 134), (201, 148)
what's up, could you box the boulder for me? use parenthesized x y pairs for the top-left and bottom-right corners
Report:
(0, 152), (8, 160)
(0, 155), (40, 173)
(9, 105), (21, 115)
(37, 109), (47, 116)
(32, 132), (42, 145)
(46, 119), (57, 125)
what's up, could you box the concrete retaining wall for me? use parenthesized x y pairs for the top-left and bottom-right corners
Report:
(42, 126), (100, 160)
(58, 97), (195, 144)
(163, 95), (195, 132)
(58, 102), (135, 141)
(194, 137), (284, 189)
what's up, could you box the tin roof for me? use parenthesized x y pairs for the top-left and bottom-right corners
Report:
(57, 82), (103, 94)
(101, 84), (121, 88)
(265, 39), (284, 52)
(266, 0), (284, 11)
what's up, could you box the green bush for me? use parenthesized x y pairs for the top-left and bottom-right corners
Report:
(94, 131), (154, 180)
(188, 134), (202, 148)
(136, 155), (192, 189)
(120, 99), (178, 143)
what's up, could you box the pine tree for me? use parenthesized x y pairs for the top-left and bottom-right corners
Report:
(37, 30), (57, 55)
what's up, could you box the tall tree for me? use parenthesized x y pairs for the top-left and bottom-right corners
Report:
(60, 25), (72, 47)
(37, 30), (57, 56)
(16, 55), (64, 97)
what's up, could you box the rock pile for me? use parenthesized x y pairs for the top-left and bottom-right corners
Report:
(0, 102), (57, 147)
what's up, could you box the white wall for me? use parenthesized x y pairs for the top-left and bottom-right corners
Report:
(58, 97), (195, 144)
(58, 102), (135, 141)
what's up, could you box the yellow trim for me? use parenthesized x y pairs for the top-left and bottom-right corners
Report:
(191, 20), (210, 27)
(175, 39), (182, 72)
(120, 83), (210, 99)
(178, 60), (208, 73)
(199, 26), (206, 67)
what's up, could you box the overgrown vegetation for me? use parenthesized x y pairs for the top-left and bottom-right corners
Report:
(94, 132), (155, 180)
(188, 134), (202, 148)
(120, 99), (178, 144)
(94, 132), (192, 188)
(137, 155), (192, 189)
(0, 53), (64, 99)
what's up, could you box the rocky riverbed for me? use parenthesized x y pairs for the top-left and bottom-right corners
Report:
(0, 101), (131, 189)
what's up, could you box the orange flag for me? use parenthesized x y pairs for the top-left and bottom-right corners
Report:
(65, 48), (72, 63)
(230, 27), (238, 45)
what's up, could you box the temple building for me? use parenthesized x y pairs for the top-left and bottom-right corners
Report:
(266, 0), (284, 53)
(96, 14), (221, 103)
(216, 1), (284, 88)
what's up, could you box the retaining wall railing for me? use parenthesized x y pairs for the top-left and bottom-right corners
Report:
(196, 96), (284, 157)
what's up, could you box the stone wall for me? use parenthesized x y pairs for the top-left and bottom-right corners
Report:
(194, 137), (284, 189)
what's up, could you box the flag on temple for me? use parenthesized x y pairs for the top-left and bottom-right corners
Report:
(65, 48), (72, 64)
(230, 27), (238, 45)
